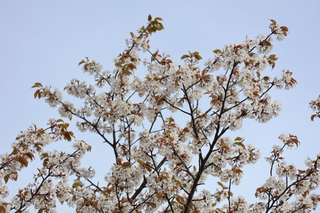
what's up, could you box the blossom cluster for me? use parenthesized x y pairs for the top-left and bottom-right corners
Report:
(0, 119), (92, 212)
(258, 134), (320, 212)
(310, 95), (320, 121)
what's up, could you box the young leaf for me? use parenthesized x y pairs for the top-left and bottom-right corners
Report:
(72, 182), (82, 188)
(268, 54), (278, 61)
(26, 152), (35, 160)
(4, 174), (10, 183)
(11, 146), (19, 155)
(34, 89), (41, 99)
(18, 156), (28, 167)
(31, 82), (43, 88)
(181, 54), (190, 59)
(116, 158), (122, 165)
(56, 119), (64, 123)
(122, 162), (131, 168)
(193, 51), (202, 60)
(311, 114), (317, 121)
(78, 60), (86, 66)
(234, 137), (243, 142)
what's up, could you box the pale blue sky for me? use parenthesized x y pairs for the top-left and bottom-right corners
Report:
(1, 1), (320, 212)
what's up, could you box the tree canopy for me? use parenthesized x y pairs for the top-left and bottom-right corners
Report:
(1, 15), (320, 213)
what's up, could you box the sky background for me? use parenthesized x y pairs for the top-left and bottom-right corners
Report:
(1, 0), (320, 212)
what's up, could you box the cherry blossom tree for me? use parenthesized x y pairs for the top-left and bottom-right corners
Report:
(1, 15), (320, 213)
